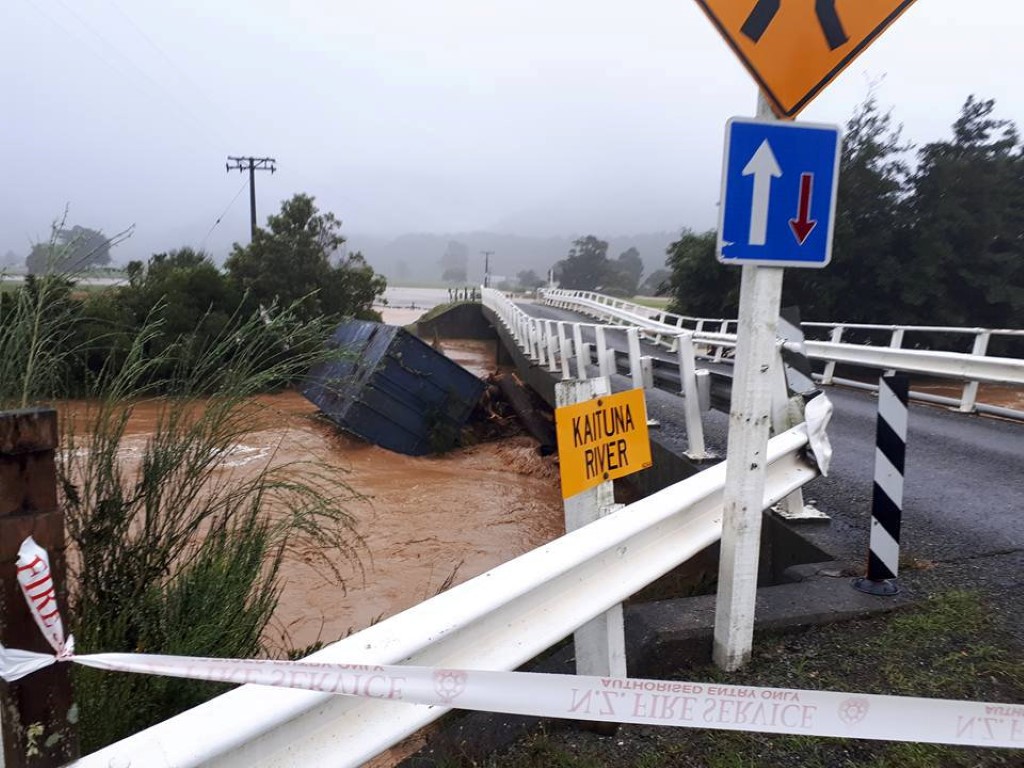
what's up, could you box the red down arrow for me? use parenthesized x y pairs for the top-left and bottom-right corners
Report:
(789, 172), (817, 245)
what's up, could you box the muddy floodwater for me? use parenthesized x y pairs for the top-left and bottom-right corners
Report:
(61, 327), (564, 653)
(266, 390), (564, 649)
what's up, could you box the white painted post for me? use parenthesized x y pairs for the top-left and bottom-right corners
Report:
(958, 330), (990, 413)
(557, 322), (572, 380)
(573, 323), (587, 380)
(677, 332), (707, 459)
(546, 320), (559, 373)
(713, 263), (784, 671)
(712, 88), (786, 673)
(603, 348), (617, 378)
(627, 327), (643, 389)
(534, 319), (546, 367)
(639, 356), (655, 390)
(580, 343), (593, 378)
(595, 326), (611, 379)
(714, 320), (730, 362)
(556, 377), (627, 679)
(821, 325), (844, 385)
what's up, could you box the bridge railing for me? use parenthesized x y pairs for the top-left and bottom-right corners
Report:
(484, 287), (712, 457)
(72, 427), (820, 768)
(539, 289), (1024, 420)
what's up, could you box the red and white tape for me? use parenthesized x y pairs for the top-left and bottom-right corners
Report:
(2, 538), (1022, 749)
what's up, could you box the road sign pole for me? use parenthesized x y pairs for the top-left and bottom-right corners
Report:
(555, 378), (627, 683)
(713, 94), (786, 672)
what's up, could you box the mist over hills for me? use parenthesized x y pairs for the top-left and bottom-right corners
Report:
(347, 231), (680, 285)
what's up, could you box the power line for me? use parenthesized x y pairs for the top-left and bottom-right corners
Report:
(226, 157), (277, 243)
(199, 176), (250, 252)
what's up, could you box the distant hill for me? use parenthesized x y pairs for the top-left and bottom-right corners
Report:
(347, 231), (679, 285)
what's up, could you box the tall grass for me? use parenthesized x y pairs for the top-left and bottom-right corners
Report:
(1, 251), (365, 751)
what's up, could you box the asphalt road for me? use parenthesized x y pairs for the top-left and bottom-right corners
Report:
(516, 301), (1024, 638)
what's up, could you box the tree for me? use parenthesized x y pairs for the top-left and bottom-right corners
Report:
(639, 268), (671, 296)
(606, 246), (644, 296)
(554, 235), (612, 291)
(26, 225), (117, 275)
(439, 240), (469, 283)
(665, 229), (738, 317)
(898, 96), (1022, 327)
(225, 194), (386, 322)
(516, 269), (545, 291)
(784, 95), (912, 321)
(78, 248), (240, 381)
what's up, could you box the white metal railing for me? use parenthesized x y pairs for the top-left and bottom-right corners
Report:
(540, 289), (1024, 419)
(483, 288), (710, 457)
(71, 427), (819, 768)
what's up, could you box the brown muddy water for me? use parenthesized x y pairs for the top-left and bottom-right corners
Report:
(62, 333), (564, 654)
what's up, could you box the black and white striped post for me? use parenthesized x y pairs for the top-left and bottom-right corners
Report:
(854, 374), (909, 596)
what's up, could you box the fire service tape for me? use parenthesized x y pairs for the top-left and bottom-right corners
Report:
(1, 645), (1022, 749)
(3, 538), (1022, 749)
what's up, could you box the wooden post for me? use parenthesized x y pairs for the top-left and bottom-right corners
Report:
(0, 408), (77, 767)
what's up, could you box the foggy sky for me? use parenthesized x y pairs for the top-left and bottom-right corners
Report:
(1, 0), (1021, 268)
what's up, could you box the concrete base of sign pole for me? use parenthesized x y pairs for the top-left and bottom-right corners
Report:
(712, 264), (785, 672)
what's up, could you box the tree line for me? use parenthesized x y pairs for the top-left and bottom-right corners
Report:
(2, 193), (387, 396)
(664, 95), (1023, 330)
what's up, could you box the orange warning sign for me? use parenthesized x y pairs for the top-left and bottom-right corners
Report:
(696, 0), (918, 118)
(555, 388), (652, 500)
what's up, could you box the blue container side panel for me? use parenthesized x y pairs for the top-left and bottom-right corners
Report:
(302, 318), (485, 456)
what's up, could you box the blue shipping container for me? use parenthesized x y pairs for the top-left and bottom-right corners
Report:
(302, 319), (485, 456)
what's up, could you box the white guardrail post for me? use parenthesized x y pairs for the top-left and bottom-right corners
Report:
(557, 322), (572, 380)
(820, 325), (844, 385)
(595, 326), (612, 379)
(573, 323), (587, 379)
(676, 332), (708, 460)
(546, 320), (559, 373)
(958, 330), (991, 413)
(627, 327), (643, 389)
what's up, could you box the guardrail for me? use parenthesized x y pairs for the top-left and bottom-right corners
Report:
(71, 429), (819, 768)
(540, 289), (1024, 420)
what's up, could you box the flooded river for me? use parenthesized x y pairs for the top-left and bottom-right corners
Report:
(262, 390), (564, 650)
(62, 296), (564, 654)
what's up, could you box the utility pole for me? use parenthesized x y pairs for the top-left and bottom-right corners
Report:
(226, 156), (276, 242)
(481, 250), (494, 288)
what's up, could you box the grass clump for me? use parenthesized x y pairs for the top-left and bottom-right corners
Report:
(1, 257), (365, 752)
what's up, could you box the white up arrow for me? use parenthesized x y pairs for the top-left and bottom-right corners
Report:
(741, 139), (782, 246)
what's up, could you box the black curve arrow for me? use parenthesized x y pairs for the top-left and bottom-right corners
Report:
(815, 0), (849, 49)
(741, 0), (850, 50)
(741, 0), (780, 43)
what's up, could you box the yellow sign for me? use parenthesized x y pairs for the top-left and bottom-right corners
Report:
(696, 0), (918, 118)
(555, 388), (652, 500)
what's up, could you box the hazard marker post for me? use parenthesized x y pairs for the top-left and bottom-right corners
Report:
(854, 374), (909, 596)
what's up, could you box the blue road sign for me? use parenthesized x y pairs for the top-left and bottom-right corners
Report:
(718, 118), (841, 268)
